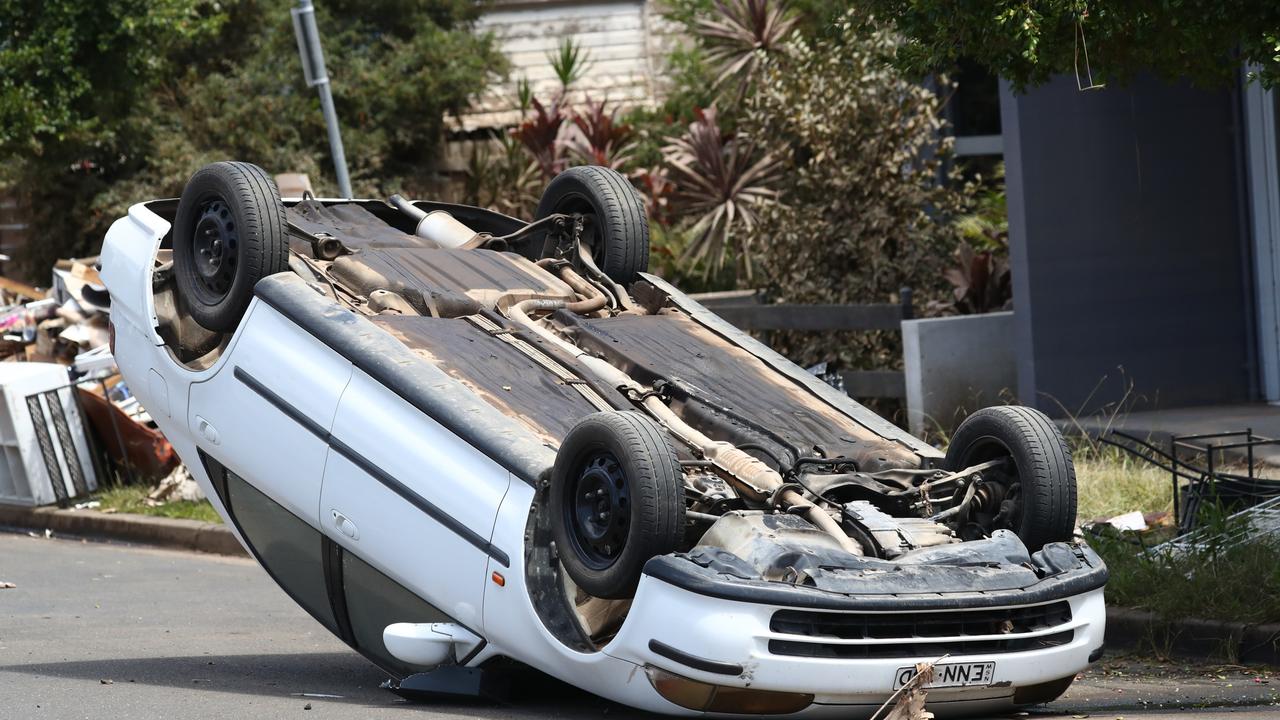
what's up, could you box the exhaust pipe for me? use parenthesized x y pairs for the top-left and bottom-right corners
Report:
(388, 194), (479, 249)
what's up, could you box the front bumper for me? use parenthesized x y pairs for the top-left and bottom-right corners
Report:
(603, 575), (1106, 716)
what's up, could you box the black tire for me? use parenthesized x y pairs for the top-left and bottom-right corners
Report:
(943, 405), (1077, 551)
(535, 165), (649, 283)
(550, 411), (684, 598)
(173, 161), (289, 332)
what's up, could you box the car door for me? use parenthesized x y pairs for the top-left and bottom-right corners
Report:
(188, 300), (353, 525)
(188, 299), (353, 632)
(318, 367), (513, 636)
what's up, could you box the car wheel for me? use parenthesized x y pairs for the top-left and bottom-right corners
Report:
(551, 411), (684, 599)
(534, 165), (649, 283)
(173, 161), (289, 332)
(943, 405), (1077, 551)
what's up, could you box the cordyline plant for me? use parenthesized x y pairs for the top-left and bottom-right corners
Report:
(634, 165), (675, 228)
(934, 165), (1013, 315)
(511, 97), (567, 181)
(662, 106), (784, 280)
(561, 96), (636, 169)
(696, 0), (799, 96)
(740, 10), (974, 370)
(940, 242), (1013, 315)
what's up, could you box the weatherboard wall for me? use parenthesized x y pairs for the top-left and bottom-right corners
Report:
(458, 0), (680, 132)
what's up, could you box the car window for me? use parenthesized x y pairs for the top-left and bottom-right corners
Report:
(219, 466), (338, 633)
(342, 551), (451, 678)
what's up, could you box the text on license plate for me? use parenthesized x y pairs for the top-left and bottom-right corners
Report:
(893, 661), (995, 689)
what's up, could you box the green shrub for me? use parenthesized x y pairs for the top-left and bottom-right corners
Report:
(739, 10), (973, 369)
(1093, 529), (1280, 627)
(1, 0), (506, 277)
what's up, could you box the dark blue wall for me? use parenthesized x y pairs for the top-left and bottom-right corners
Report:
(1001, 75), (1256, 415)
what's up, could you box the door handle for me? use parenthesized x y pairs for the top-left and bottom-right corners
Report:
(195, 416), (219, 445)
(331, 509), (359, 540)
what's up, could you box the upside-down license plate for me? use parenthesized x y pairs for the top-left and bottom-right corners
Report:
(893, 662), (995, 689)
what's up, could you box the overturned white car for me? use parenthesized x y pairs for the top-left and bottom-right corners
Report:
(101, 161), (1105, 717)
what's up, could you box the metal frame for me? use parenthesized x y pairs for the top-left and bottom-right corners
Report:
(22, 386), (91, 507)
(1098, 429), (1280, 533)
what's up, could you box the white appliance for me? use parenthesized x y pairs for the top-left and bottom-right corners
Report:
(0, 362), (98, 506)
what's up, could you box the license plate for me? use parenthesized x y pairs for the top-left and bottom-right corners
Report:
(893, 661), (995, 689)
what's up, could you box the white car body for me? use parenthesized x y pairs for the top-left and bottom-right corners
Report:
(102, 197), (1106, 717)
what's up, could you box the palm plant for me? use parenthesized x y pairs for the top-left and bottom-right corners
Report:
(662, 106), (784, 279)
(696, 0), (799, 94)
(562, 97), (636, 169)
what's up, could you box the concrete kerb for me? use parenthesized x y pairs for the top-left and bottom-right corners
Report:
(1106, 607), (1280, 665)
(0, 504), (246, 557)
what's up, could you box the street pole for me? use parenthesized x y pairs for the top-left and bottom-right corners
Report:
(291, 0), (353, 198)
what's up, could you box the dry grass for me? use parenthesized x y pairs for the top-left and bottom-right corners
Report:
(1074, 444), (1174, 523)
(1069, 440), (1280, 626)
(95, 484), (222, 524)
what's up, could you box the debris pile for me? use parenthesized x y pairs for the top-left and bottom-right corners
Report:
(0, 256), (195, 508)
(0, 259), (108, 364)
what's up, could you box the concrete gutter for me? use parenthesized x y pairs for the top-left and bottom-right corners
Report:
(1106, 607), (1280, 665)
(0, 504), (246, 557)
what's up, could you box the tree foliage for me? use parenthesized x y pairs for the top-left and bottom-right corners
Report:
(857, 1), (1280, 90)
(0, 0), (505, 277)
(0, 0), (223, 153)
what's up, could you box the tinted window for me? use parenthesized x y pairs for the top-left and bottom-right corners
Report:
(343, 551), (450, 677)
(223, 470), (337, 632)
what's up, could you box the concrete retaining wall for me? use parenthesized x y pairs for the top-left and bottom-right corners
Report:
(903, 311), (1017, 437)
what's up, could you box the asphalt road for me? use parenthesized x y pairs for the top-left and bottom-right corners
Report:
(1, 531), (1277, 720)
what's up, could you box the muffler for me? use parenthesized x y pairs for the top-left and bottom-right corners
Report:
(388, 194), (480, 249)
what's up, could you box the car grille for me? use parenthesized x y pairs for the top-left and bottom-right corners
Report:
(768, 601), (1074, 659)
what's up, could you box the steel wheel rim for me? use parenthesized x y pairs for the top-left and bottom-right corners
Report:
(190, 198), (239, 303)
(564, 451), (630, 569)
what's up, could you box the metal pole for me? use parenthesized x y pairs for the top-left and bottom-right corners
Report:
(1207, 443), (1216, 506)
(292, 0), (353, 198)
(1247, 427), (1255, 480)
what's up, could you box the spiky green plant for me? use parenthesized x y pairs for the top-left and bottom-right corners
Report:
(662, 106), (783, 279)
(695, 0), (799, 94)
(515, 76), (533, 117)
(548, 37), (592, 91)
(459, 133), (541, 218)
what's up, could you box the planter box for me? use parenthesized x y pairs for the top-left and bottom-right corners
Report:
(903, 311), (1017, 437)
